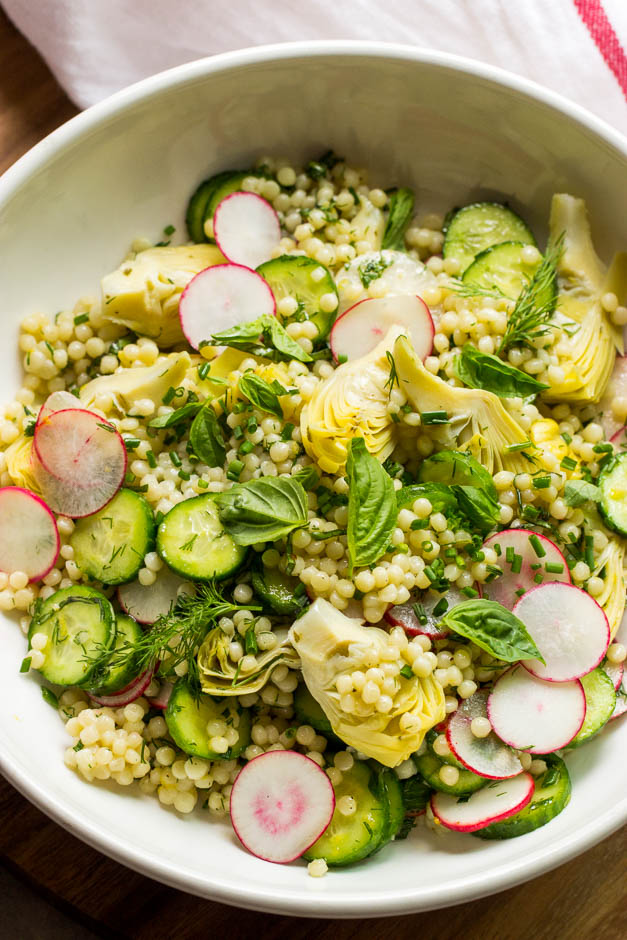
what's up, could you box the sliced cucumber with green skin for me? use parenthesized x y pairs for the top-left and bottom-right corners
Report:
(165, 680), (251, 760)
(426, 728), (465, 769)
(443, 202), (536, 274)
(566, 667), (616, 749)
(88, 614), (143, 694)
(251, 564), (308, 614)
(156, 495), (246, 581)
(416, 750), (487, 796)
(371, 768), (405, 852)
(303, 760), (388, 866)
(186, 170), (251, 243)
(474, 755), (571, 839)
(256, 255), (339, 340)
(598, 453), (627, 536)
(462, 241), (557, 311)
(28, 585), (115, 686)
(70, 488), (155, 585)
(294, 683), (334, 736)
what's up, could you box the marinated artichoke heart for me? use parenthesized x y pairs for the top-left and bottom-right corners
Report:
(4, 434), (40, 493)
(80, 351), (190, 415)
(335, 248), (438, 314)
(393, 334), (532, 476)
(301, 327), (402, 474)
(197, 626), (299, 696)
(288, 598), (446, 767)
(542, 194), (624, 404)
(101, 244), (224, 347)
(582, 506), (625, 639)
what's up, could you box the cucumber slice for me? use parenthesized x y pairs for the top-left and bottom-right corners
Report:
(186, 170), (251, 243)
(462, 241), (557, 310)
(165, 680), (251, 760)
(28, 585), (115, 686)
(256, 255), (339, 340)
(374, 768), (405, 850)
(443, 202), (536, 273)
(303, 760), (388, 866)
(566, 667), (616, 749)
(474, 755), (571, 839)
(88, 614), (143, 694)
(294, 683), (334, 736)
(251, 564), (308, 615)
(416, 750), (487, 796)
(70, 488), (155, 585)
(156, 495), (246, 581)
(598, 453), (627, 536)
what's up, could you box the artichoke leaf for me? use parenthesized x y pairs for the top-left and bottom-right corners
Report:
(80, 351), (191, 416)
(288, 598), (446, 767)
(582, 506), (626, 639)
(197, 626), (299, 696)
(4, 434), (40, 493)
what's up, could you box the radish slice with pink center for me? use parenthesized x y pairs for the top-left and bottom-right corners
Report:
(36, 390), (82, 427)
(431, 772), (534, 833)
(179, 263), (276, 350)
(213, 193), (281, 270)
(0, 486), (59, 580)
(513, 582), (609, 681)
(118, 569), (194, 625)
(89, 666), (154, 707)
(384, 586), (469, 639)
(329, 295), (434, 363)
(446, 690), (522, 779)
(33, 409), (127, 518)
(229, 750), (335, 863)
(488, 665), (586, 753)
(481, 529), (571, 610)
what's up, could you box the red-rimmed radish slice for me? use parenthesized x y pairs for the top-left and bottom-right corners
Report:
(179, 263), (276, 351)
(488, 665), (586, 753)
(0, 487), (59, 581)
(513, 582), (609, 681)
(446, 690), (522, 779)
(384, 587), (466, 639)
(330, 295), (434, 363)
(610, 426), (627, 452)
(229, 750), (335, 863)
(481, 529), (570, 609)
(213, 193), (281, 270)
(32, 409), (127, 518)
(118, 569), (193, 625)
(147, 680), (174, 710)
(89, 666), (154, 708)
(36, 390), (82, 427)
(599, 355), (627, 441)
(603, 659), (624, 692)
(431, 772), (534, 833)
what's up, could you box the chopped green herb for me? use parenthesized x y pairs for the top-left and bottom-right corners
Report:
(528, 534), (546, 558)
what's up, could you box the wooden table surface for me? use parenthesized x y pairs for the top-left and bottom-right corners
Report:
(0, 9), (625, 939)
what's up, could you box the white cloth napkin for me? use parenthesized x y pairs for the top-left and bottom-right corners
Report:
(4, 0), (627, 133)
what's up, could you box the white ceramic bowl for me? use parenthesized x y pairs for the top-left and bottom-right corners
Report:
(0, 42), (626, 918)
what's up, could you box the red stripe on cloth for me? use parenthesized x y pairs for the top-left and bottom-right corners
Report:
(574, 0), (627, 99)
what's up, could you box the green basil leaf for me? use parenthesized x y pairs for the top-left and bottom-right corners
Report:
(210, 314), (312, 363)
(148, 401), (202, 428)
(563, 479), (601, 507)
(215, 476), (308, 545)
(238, 373), (285, 418)
(346, 437), (397, 573)
(396, 482), (458, 515)
(291, 466), (320, 490)
(418, 450), (497, 499)
(189, 405), (226, 467)
(442, 599), (545, 663)
(209, 317), (266, 349)
(381, 187), (415, 252)
(452, 484), (500, 534)
(453, 344), (549, 399)
(264, 316), (312, 363)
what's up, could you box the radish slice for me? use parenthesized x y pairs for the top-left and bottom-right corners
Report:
(431, 772), (534, 833)
(330, 295), (434, 363)
(118, 569), (194, 625)
(513, 582), (610, 681)
(229, 750), (335, 863)
(603, 659), (624, 692)
(89, 666), (154, 707)
(147, 680), (173, 710)
(179, 263), (276, 351)
(481, 529), (571, 609)
(36, 390), (81, 427)
(384, 586), (470, 639)
(488, 665), (586, 753)
(0, 487), (60, 581)
(610, 426), (627, 452)
(213, 193), (281, 270)
(32, 409), (127, 518)
(446, 690), (522, 779)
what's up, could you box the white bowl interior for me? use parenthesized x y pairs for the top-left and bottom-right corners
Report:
(0, 44), (626, 916)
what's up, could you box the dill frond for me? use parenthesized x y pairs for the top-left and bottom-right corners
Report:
(497, 235), (564, 354)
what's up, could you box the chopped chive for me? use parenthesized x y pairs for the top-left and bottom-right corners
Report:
(410, 519), (429, 530)
(505, 546), (515, 564)
(530, 563), (542, 571)
(593, 443), (613, 454)
(178, 469), (191, 481)
(493, 542), (502, 557)
(337, 354), (348, 364)
(432, 597), (448, 617)
(73, 313), (90, 325)
(20, 657), (31, 673)
(162, 386), (176, 405)
(514, 587), (526, 597)
(461, 586), (478, 598)
(412, 602), (428, 625)
(146, 450), (157, 468)
(247, 416), (258, 433)
(545, 562), (564, 574)
(169, 450), (182, 467)
(400, 664), (413, 679)
(421, 541), (433, 553)
(233, 425), (244, 440)
(239, 440), (254, 455)
(163, 224), (175, 236)
(528, 534), (546, 558)
(420, 411), (449, 425)
(124, 438), (141, 451)
(227, 459), (244, 481)
(506, 440), (533, 453)
(561, 431), (572, 445)
(41, 687), (58, 708)
(197, 478), (209, 489)
(394, 543), (409, 554)
(533, 572), (543, 584)
(584, 535), (594, 569)
(198, 362), (210, 381)
(281, 423), (295, 441)
(510, 553), (523, 574)
(533, 475), (551, 489)
(560, 456), (577, 471)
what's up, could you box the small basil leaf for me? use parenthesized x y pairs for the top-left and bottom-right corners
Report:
(418, 449), (497, 499)
(214, 476), (308, 545)
(563, 479), (601, 507)
(209, 314), (312, 363)
(442, 599), (545, 663)
(291, 466), (320, 490)
(381, 187), (415, 252)
(189, 405), (226, 467)
(264, 316), (312, 363)
(396, 482), (458, 515)
(238, 373), (285, 418)
(346, 437), (397, 573)
(452, 484), (500, 534)
(453, 344), (549, 399)
(209, 317), (265, 349)
(148, 401), (202, 428)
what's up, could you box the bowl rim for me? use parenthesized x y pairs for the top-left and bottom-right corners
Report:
(1, 40), (626, 917)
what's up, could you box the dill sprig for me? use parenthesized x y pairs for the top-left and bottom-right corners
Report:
(497, 234), (564, 354)
(448, 280), (507, 301)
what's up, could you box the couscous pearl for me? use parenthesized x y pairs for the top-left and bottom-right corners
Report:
(439, 765), (459, 786)
(471, 717), (492, 738)
(607, 643), (626, 664)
